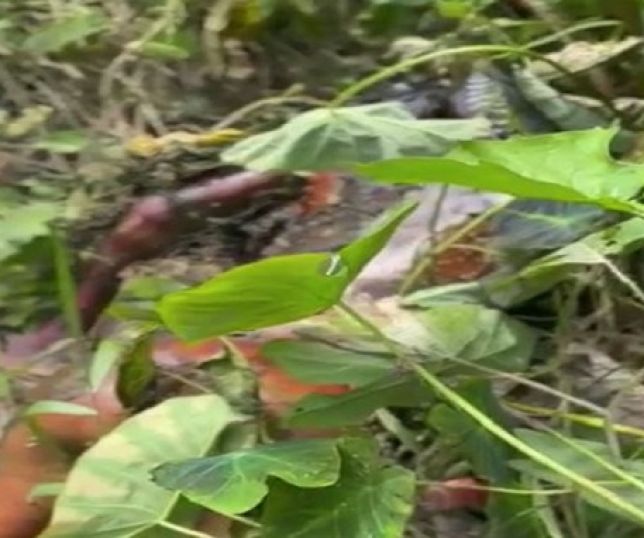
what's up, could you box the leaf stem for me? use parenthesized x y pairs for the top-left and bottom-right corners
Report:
(156, 520), (215, 538)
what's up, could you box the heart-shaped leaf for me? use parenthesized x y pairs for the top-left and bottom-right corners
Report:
(222, 102), (490, 172)
(158, 201), (416, 341)
(358, 128), (644, 215)
(39, 395), (240, 538)
(261, 437), (415, 538)
(153, 439), (341, 515)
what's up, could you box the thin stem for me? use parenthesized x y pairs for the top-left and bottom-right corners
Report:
(156, 520), (215, 538)
(214, 94), (326, 130)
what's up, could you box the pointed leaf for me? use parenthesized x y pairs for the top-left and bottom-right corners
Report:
(358, 128), (644, 215)
(222, 102), (490, 172)
(288, 372), (432, 428)
(39, 395), (240, 538)
(261, 340), (394, 386)
(154, 439), (341, 515)
(261, 438), (415, 538)
(158, 202), (416, 341)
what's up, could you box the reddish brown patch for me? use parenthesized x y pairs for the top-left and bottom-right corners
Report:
(298, 172), (341, 215)
(423, 477), (489, 512)
(432, 225), (493, 284)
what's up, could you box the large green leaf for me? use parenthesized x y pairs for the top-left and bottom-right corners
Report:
(261, 437), (415, 538)
(358, 128), (644, 215)
(153, 439), (341, 515)
(158, 202), (416, 341)
(222, 102), (490, 172)
(406, 304), (535, 372)
(22, 9), (109, 54)
(512, 430), (644, 525)
(39, 395), (240, 538)
(287, 372), (432, 428)
(261, 340), (394, 386)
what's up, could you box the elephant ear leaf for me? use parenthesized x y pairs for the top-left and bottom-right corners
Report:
(39, 395), (240, 537)
(222, 102), (490, 172)
(153, 439), (342, 515)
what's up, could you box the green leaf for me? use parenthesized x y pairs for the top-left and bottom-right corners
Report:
(33, 131), (88, 154)
(88, 339), (127, 392)
(116, 335), (156, 408)
(428, 381), (547, 538)
(40, 395), (240, 537)
(22, 9), (109, 54)
(222, 102), (490, 172)
(0, 200), (59, 261)
(428, 380), (513, 482)
(261, 340), (394, 386)
(489, 200), (606, 251)
(358, 128), (644, 215)
(512, 429), (644, 524)
(24, 401), (97, 417)
(154, 439), (341, 515)
(261, 437), (415, 538)
(158, 201), (416, 341)
(288, 372), (432, 428)
(486, 217), (644, 306)
(412, 304), (535, 372)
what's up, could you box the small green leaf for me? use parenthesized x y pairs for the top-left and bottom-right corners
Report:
(261, 340), (394, 386)
(158, 202), (416, 341)
(154, 439), (341, 515)
(288, 373), (432, 428)
(428, 380), (513, 483)
(40, 395), (241, 537)
(222, 102), (490, 172)
(89, 339), (126, 391)
(116, 336), (156, 408)
(0, 200), (59, 261)
(22, 9), (109, 54)
(358, 128), (644, 215)
(261, 437), (415, 538)
(24, 400), (97, 417)
(33, 131), (88, 154)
